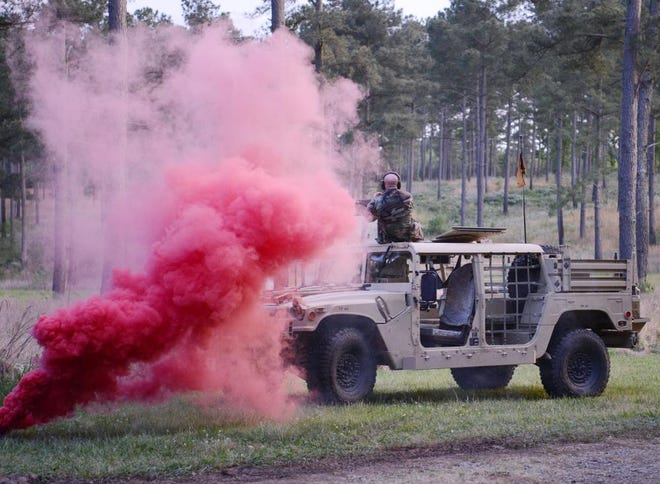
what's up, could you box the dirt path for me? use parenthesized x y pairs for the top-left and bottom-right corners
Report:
(213, 436), (659, 483)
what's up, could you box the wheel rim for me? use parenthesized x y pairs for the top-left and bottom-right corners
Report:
(567, 351), (594, 387)
(336, 347), (361, 390)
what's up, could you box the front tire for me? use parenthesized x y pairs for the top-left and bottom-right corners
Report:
(292, 335), (320, 393)
(317, 327), (377, 404)
(539, 329), (610, 397)
(451, 365), (516, 390)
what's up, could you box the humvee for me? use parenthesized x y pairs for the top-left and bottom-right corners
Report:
(272, 228), (648, 404)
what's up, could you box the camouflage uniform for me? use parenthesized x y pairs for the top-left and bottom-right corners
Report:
(367, 188), (423, 243)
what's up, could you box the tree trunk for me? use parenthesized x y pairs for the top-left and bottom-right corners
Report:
(579, 141), (589, 239)
(35, 180), (40, 224)
(417, 137), (426, 180)
(461, 95), (468, 226)
(570, 111), (578, 208)
(437, 110), (444, 200)
(545, 129), (550, 182)
(427, 128), (433, 180)
(108, 0), (127, 32)
(52, 161), (66, 294)
(647, 0), (658, 246)
(484, 135), (495, 194)
(503, 98), (512, 215)
(594, 114), (603, 259)
(556, 114), (564, 246)
(580, 113), (591, 239)
(0, 188), (4, 239)
(53, 29), (70, 295)
(649, 114), (657, 245)
(476, 64), (486, 227)
(313, 0), (323, 72)
(618, 0), (642, 261)
(529, 114), (535, 191)
(470, 111), (476, 182)
(635, 69), (652, 280)
(271, 0), (285, 32)
(20, 152), (27, 267)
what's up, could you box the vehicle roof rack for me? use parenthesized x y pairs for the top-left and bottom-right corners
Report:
(432, 226), (506, 243)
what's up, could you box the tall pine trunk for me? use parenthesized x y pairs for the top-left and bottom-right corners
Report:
(503, 97), (512, 215)
(437, 110), (444, 200)
(529, 114), (536, 190)
(476, 63), (486, 227)
(647, 0), (658, 246)
(108, 0), (127, 32)
(594, 114), (603, 259)
(556, 115), (564, 246)
(570, 111), (578, 209)
(20, 151), (27, 267)
(618, 0), (642, 261)
(313, 0), (323, 72)
(461, 96), (468, 226)
(271, 0), (285, 32)
(635, 70), (652, 280)
(52, 26), (71, 295)
(649, 114), (657, 245)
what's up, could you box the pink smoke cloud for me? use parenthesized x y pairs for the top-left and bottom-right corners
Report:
(0, 21), (370, 432)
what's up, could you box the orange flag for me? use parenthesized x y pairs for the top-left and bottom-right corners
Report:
(516, 151), (526, 188)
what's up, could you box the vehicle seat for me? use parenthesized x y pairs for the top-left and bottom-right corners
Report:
(506, 254), (541, 316)
(420, 270), (442, 311)
(420, 263), (475, 346)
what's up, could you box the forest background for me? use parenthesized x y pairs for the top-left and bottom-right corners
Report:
(0, 0), (657, 295)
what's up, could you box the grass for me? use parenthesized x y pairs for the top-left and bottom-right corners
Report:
(0, 352), (658, 480)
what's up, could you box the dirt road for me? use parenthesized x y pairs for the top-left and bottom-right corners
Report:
(215, 436), (659, 483)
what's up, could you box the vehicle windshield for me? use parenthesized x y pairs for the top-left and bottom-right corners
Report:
(365, 250), (412, 283)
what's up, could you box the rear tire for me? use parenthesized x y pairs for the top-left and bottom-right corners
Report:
(539, 329), (610, 397)
(317, 327), (377, 404)
(451, 365), (516, 390)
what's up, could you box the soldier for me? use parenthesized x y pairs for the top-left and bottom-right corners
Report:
(367, 171), (423, 243)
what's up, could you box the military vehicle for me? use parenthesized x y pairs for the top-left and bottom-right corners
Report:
(271, 227), (648, 404)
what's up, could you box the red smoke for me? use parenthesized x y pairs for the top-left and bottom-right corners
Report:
(0, 23), (366, 432)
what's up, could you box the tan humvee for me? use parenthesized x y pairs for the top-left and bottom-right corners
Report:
(274, 228), (648, 404)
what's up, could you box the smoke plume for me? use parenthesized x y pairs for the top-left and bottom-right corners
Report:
(0, 21), (366, 432)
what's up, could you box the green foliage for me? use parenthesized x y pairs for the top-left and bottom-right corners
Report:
(0, 372), (19, 397)
(181, 0), (224, 28)
(130, 7), (173, 27)
(53, 0), (107, 27)
(0, 353), (657, 479)
(424, 215), (448, 237)
(638, 277), (655, 293)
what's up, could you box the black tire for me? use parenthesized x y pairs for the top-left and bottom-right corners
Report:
(539, 329), (610, 398)
(294, 336), (320, 393)
(451, 365), (516, 390)
(317, 327), (377, 404)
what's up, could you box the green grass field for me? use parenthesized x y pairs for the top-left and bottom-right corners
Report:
(1, 352), (658, 480)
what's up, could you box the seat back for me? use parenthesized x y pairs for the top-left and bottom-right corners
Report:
(507, 254), (541, 315)
(439, 263), (475, 328)
(420, 271), (441, 309)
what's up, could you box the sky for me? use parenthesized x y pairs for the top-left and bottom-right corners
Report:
(128, 1), (450, 34)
